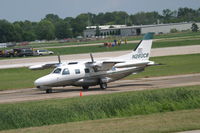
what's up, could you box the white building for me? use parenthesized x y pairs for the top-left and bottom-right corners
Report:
(0, 43), (7, 48)
(83, 22), (200, 38)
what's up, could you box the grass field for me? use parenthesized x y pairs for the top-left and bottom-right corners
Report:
(0, 32), (200, 61)
(1, 31), (200, 51)
(1, 109), (200, 133)
(27, 32), (200, 48)
(1, 85), (200, 131)
(154, 31), (200, 39)
(18, 31), (200, 48)
(127, 54), (200, 79)
(47, 38), (200, 55)
(0, 68), (51, 90)
(0, 54), (200, 91)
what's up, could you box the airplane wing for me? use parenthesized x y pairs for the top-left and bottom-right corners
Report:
(29, 63), (60, 70)
(86, 61), (124, 71)
(29, 55), (61, 70)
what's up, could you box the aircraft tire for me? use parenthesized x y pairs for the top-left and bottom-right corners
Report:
(100, 83), (107, 90)
(82, 86), (89, 90)
(46, 89), (52, 93)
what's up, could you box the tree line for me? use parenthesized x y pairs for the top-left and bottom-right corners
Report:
(0, 7), (200, 43)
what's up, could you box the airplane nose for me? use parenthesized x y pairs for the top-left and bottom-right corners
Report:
(34, 74), (59, 88)
(34, 78), (44, 87)
(34, 75), (50, 87)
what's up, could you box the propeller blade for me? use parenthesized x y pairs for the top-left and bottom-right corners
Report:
(90, 53), (94, 63)
(58, 54), (61, 64)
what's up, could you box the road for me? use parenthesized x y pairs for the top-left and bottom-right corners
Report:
(178, 130), (200, 133)
(0, 73), (200, 104)
(0, 45), (200, 69)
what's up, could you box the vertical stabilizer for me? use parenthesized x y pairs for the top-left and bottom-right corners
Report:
(115, 32), (154, 61)
(132, 32), (154, 61)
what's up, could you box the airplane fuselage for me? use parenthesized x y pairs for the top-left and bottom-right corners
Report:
(34, 61), (148, 90)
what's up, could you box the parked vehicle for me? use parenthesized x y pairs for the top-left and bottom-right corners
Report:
(0, 50), (2, 57)
(2, 49), (15, 57)
(13, 48), (33, 57)
(34, 49), (54, 56)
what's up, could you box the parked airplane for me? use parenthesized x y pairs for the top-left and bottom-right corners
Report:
(29, 33), (155, 93)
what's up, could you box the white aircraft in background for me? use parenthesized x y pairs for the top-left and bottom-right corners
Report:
(29, 33), (156, 93)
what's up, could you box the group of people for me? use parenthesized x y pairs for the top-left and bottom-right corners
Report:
(104, 39), (128, 47)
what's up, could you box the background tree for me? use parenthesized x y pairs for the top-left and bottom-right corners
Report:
(130, 11), (161, 25)
(36, 20), (55, 40)
(55, 20), (72, 39)
(14, 20), (37, 41)
(13, 23), (23, 42)
(162, 9), (178, 23)
(191, 23), (199, 32)
(95, 25), (100, 36)
(1, 7), (200, 42)
(0, 20), (15, 43)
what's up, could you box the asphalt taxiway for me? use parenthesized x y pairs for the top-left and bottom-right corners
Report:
(0, 73), (200, 104)
(0, 45), (200, 69)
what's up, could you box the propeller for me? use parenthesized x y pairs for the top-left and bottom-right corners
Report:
(90, 53), (98, 72)
(58, 54), (61, 64)
(90, 53), (94, 63)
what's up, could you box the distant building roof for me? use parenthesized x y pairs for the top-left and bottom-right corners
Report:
(86, 25), (127, 30)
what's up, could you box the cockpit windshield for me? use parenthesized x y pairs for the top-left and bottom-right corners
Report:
(52, 68), (62, 74)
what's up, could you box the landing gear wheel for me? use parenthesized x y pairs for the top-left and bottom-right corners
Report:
(100, 83), (107, 90)
(46, 89), (52, 93)
(82, 86), (89, 90)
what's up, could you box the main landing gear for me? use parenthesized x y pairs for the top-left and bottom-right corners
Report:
(82, 86), (89, 90)
(81, 83), (107, 90)
(100, 82), (107, 90)
(46, 89), (53, 93)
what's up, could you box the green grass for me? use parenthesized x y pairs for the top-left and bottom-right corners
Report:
(48, 39), (200, 55)
(154, 31), (200, 39)
(0, 54), (200, 91)
(0, 68), (51, 91)
(127, 54), (200, 79)
(2, 109), (200, 133)
(24, 31), (200, 48)
(1, 86), (200, 131)
(1, 31), (200, 51)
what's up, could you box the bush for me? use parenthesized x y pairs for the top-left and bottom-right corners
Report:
(170, 28), (178, 33)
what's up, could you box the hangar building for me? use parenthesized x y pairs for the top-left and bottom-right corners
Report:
(83, 22), (200, 38)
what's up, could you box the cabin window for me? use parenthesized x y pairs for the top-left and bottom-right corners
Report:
(84, 68), (90, 73)
(53, 68), (62, 74)
(62, 68), (70, 75)
(75, 69), (80, 74)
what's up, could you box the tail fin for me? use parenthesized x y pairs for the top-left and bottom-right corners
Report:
(117, 32), (154, 61)
(132, 32), (154, 61)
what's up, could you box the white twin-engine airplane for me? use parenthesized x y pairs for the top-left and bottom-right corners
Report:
(29, 32), (156, 93)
